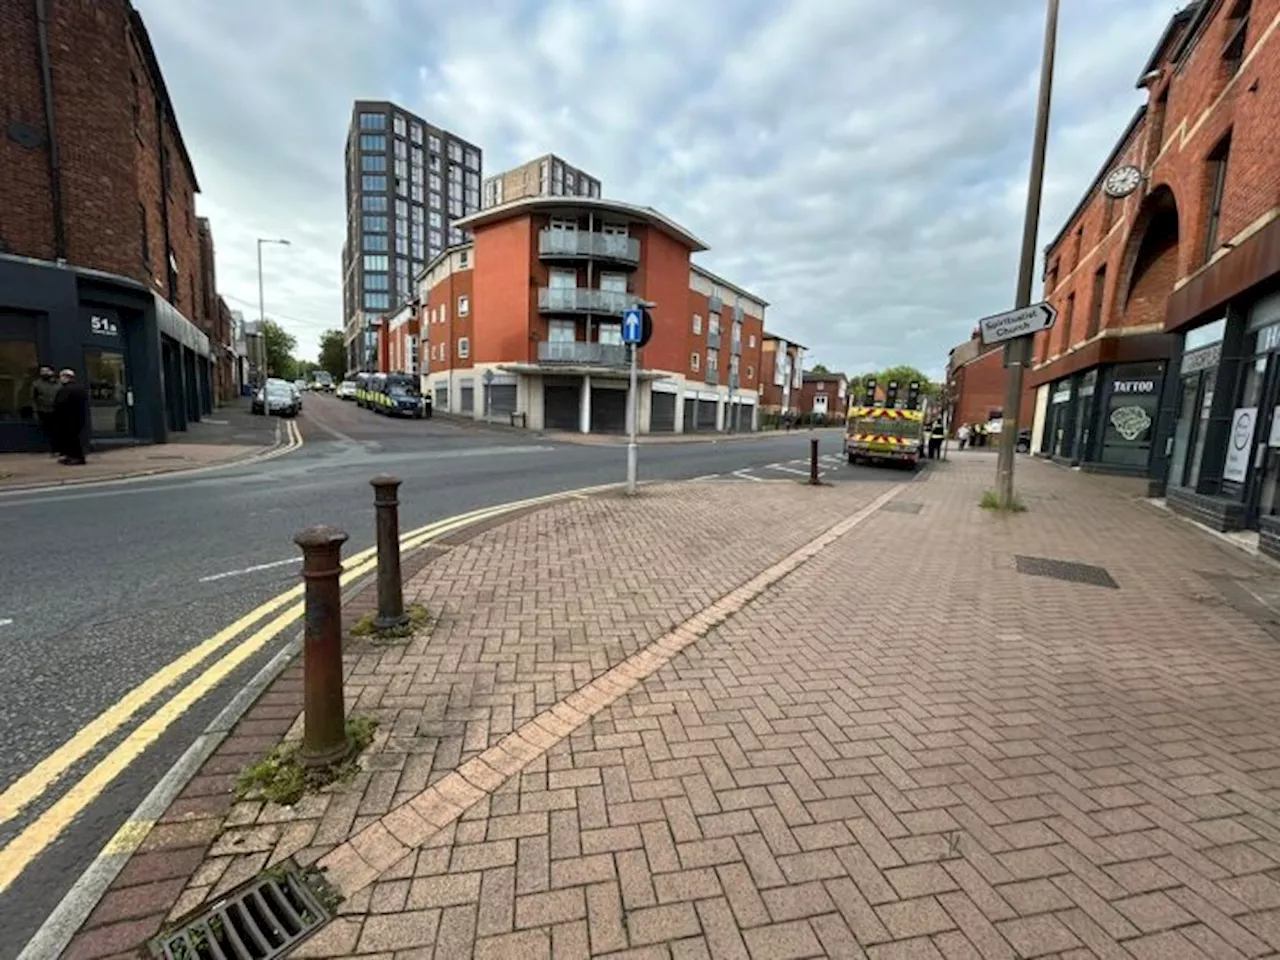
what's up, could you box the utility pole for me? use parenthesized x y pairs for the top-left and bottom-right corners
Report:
(996, 0), (1059, 508)
(256, 237), (290, 382)
(627, 339), (639, 494)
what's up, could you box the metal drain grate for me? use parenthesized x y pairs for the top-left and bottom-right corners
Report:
(880, 501), (923, 515)
(150, 867), (329, 959)
(1015, 555), (1119, 589)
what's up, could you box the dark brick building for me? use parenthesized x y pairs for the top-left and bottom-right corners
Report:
(1025, 0), (1280, 553)
(0, 0), (216, 452)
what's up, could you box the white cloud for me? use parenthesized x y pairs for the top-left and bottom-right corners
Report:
(135, 0), (1182, 377)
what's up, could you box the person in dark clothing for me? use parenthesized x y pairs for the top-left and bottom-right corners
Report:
(927, 420), (945, 460)
(31, 366), (61, 456)
(53, 368), (89, 465)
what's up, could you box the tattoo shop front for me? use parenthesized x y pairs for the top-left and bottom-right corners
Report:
(1027, 334), (1178, 480)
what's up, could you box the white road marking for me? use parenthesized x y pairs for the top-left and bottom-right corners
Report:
(199, 557), (302, 583)
(733, 470), (765, 482)
(766, 464), (811, 476)
(0, 619), (12, 628)
(688, 474), (722, 482)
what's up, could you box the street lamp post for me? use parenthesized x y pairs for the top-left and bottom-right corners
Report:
(256, 237), (291, 383)
(996, 0), (1059, 508)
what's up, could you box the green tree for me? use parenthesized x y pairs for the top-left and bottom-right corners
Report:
(318, 330), (346, 381)
(261, 319), (297, 381)
(809, 363), (831, 375)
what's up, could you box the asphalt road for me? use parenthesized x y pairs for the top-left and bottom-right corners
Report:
(0, 394), (854, 954)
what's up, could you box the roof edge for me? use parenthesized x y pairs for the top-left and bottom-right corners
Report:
(691, 262), (769, 308)
(453, 196), (710, 253)
(127, 5), (199, 193)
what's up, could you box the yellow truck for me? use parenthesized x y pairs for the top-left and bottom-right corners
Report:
(845, 404), (928, 468)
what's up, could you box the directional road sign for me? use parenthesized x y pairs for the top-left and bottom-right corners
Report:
(978, 301), (1058, 346)
(622, 308), (643, 345)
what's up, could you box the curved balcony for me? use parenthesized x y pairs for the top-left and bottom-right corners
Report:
(538, 287), (633, 315)
(538, 229), (640, 268)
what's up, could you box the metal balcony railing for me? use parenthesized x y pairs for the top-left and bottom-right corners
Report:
(538, 287), (633, 315)
(704, 366), (719, 384)
(537, 340), (628, 366)
(707, 329), (721, 350)
(538, 230), (641, 265)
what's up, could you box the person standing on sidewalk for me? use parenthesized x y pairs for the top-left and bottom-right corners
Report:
(927, 420), (945, 460)
(31, 365), (61, 456)
(53, 368), (89, 465)
(957, 422), (971, 450)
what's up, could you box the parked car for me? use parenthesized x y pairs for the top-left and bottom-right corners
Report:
(337, 379), (357, 400)
(377, 373), (424, 419)
(311, 371), (335, 393)
(253, 379), (299, 417)
(293, 379), (308, 393)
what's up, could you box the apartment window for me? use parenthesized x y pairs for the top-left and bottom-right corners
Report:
(393, 139), (407, 160)
(599, 273), (627, 294)
(748, 334), (756, 349)
(396, 235), (408, 254)
(709, 314), (720, 335)
(465, 149), (480, 170)
(1205, 135), (1232, 261)
(360, 154), (385, 172)
(410, 122), (423, 144)
(1087, 266), (1107, 337)
(395, 218), (408, 238)
(411, 146), (424, 169)
(449, 200), (462, 217)
(358, 112), (386, 130)
(363, 233), (388, 252)
(363, 254), (389, 271)
(692, 314), (702, 335)
(449, 164), (463, 184)
(411, 240), (424, 260)
(429, 155), (441, 172)
(393, 158), (407, 179)
(1223, 0), (1251, 74)
(458, 294), (469, 316)
(362, 195), (387, 212)
(747, 365), (754, 379)
(362, 175), (386, 192)
(589, 182), (601, 198)
(429, 228), (442, 247)
(363, 292), (390, 309)
(459, 250), (470, 267)
(410, 183), (423, 203)
(429, 173), (442, 192)
(362, 215), (387, 232)
(428, 134), (440, 153)
(730, 355), (740, 377)
(457, 337), (470, 359)
(707, 348), (719, 371)
(691, 353), (700, 371)
(410, 206), (424, 225)
(393, 114), (406, 137)
(549, 268), (576, 289)
(359, 134), (386, 151)
(1072, 225), (1084, 268)
(449, 182), (463, 201)
(449, 228), (463, 245)
(465, 189), (479, 209)
(364, 273), (388, 291)
(448, 141), (462, 162)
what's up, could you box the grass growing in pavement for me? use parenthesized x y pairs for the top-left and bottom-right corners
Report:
(980, 490), (1027, 512)
(349, 603), (430, 641)
(234, 715), (378, 806)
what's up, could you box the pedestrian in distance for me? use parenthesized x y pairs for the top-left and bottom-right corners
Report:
(957, 422), (971, 450)
(31, 365), (61, 456)
(53, 368), (89, 465)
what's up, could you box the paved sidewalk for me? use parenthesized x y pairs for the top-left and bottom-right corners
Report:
(0, 401), (287, 490)
(56, 456), (1280, 958)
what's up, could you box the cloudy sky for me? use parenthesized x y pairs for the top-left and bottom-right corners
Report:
(136, 0), (1183, 378)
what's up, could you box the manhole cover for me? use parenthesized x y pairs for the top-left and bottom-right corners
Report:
(149, 866), (329, 959)
(881, 501), (923, 515)
(1015, 555), (1119, 589)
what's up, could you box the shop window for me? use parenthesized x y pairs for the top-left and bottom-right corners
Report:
(0, 339), (39, 421)
(1100, 364), (1163, 469)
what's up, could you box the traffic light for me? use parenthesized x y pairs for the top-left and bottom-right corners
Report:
(906, 381), (921, 411)
(886, 380), (900, 408)
(863, 378), (877, 407)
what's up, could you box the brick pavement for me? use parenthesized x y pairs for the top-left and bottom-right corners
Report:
(58, 455), (1280, 958)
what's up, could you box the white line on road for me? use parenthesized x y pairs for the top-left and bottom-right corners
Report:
(688, 474), (722, 482)
(198, 557), (303, 583)
(766, 464), (811, 476)
(0, 619), (12, 627)
(733, 470), (765, 482)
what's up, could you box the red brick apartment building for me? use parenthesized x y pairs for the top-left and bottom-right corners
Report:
(945, 329), (1037, 431)
(1023, 0), (1280, 542)
(407, 196), (781, 434)
(798, 372), (848, 420)
(0, 0), (221, 452)
(759, 334), (806, 416)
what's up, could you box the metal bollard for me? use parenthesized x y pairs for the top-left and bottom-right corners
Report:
(294, 524), (350, 768)
(809, 437), (820, 485)
(370, 475), (409, 631)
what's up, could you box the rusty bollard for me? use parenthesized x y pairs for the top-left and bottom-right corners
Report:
(294, 524), (350, 768)
(371, 475), (409, 632)
(809, 437), (820, 486)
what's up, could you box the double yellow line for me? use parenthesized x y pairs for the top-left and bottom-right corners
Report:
(0, 482), (613, 893)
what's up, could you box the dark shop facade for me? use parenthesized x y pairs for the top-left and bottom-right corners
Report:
(0, 254), (214, 454)
(1160, 216), (1280, 557)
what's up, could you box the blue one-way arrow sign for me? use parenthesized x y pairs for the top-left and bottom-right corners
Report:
(622, 308), (643, 345)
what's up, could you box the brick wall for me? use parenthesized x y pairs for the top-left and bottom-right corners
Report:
(1030, 1), (1280, 381)
(0, 0), (208, 330)
(950, 345), (1007, 430)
